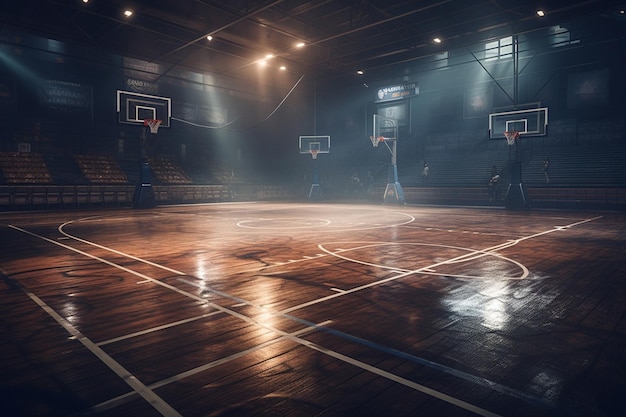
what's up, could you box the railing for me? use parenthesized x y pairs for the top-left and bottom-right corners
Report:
(370, 186), (626, 210)
(0, 184), (300, 210)
(1, 184), (624, 211)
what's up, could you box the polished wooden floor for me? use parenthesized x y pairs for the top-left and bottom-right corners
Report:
(1, 202), (625, 417)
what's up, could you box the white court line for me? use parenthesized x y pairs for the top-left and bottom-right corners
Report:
(28, 216), (602, 413)
(280, 240), (532, 316)
(12, 224), (501, 417)
(89, 320), (333, 414)
(58, 213), (602, 330)
(178, 276), (556, 411)
(3, 271), (182, 417)
(97, 310), (223, 346)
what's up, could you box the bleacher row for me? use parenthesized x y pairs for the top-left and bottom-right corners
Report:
(0, 152), (192, 185)
(74, 154), (128, 184)
(0, 152), (53, 184)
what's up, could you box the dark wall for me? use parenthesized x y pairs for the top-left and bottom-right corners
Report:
(1, 11), (624, 187)
(312, 13), (625, 186)
(0, 28), (314, 182)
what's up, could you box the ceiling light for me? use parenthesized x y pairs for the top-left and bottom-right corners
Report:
(296, 42), (305, 48)
(357, 70), (364, 75)
(206, 35), (213, 41)
(258, 60), (267, 67)
(124, 9), (133, 18)
(536, 10), (545, 17)
(433, 37), (442, 44)
(265, 54), (274, 59)
(279, 65), (286, 71)
(82, 0), (89, 3)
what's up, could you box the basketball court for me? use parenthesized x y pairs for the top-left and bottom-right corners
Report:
(1, 202), (625, 416)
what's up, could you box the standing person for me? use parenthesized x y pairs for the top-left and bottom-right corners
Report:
(491, 164), (498, 178)
(543, 157), (551, 183)
(421, 162), (429, 180)
(488, 171), (500, 203)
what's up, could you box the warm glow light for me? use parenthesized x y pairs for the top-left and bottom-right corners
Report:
(279, 65), (286, 71)
(124, 9), (133, 18)
(206, 35), (213, 41)
(82, 0), (89, 3)
(265, 54), (274, 59)
(258, 60), (267, 66)
(433, 37), (442, 44)
(536, 10), (545, 17)
(296, 42), (305, 48)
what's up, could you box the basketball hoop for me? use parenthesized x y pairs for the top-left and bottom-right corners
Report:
(144, 119), (162, 134)
(311, 149), (319, 159)
(504, 131), (520, 146)
(369, 135), (385, 148)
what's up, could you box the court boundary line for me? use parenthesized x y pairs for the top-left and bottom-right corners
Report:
(49, 212), (604, 402)
(6, 213), (603, 416)
(178, 276), (553, 410)
(88, 320), (333, 414)
(9, 223), (503, 417)
(0, 270), (183, 417)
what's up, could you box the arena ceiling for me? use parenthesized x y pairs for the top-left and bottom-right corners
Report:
(1, 0), (624, 85)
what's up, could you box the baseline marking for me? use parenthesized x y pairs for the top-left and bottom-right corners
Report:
(88, 320), (333, 414)
(179, 276), (551, 411)
(1, 270), (182, 417)
(11, 224), (501, 417)
(10, 214), (602, 416)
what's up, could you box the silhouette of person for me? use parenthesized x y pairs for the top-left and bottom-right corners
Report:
(421, 162), (429, 180)
(543, 157), (551, 183)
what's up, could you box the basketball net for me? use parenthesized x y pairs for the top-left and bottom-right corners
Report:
(504, 131), (519, 146)
(311, 149), (319, 159)
(144, 119), (162, 134)
(369, 135), (385, 148)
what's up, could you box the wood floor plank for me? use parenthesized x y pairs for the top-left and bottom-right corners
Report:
(1, 203), (624, 416)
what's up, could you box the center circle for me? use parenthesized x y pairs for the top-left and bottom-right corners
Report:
(237, 218), (331, 229)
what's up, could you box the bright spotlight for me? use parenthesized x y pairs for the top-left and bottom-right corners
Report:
(536, 10), (545, 17)
(124, 9), (133, 18)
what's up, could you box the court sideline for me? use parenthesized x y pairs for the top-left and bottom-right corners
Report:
(1, 202), (625, 416)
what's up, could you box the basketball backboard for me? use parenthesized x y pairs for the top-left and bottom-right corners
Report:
(373, 114), (398, 141)
(488, 107), (548, 139)
(299, 136), (330, 157)
(117, 90), (171, 128)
